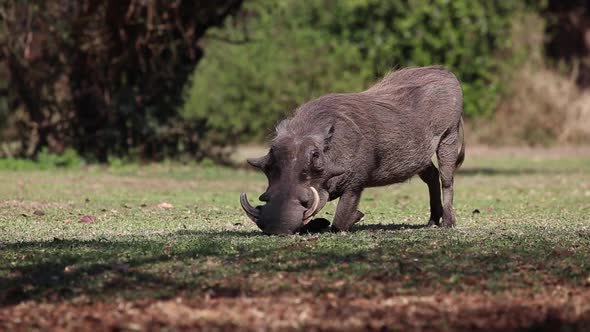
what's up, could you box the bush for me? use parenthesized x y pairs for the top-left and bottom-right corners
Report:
(37, 148), (85, 169)
(0, 148), (84, 170)
(182, 1), (370, 147)
(183, 0), (542, 146)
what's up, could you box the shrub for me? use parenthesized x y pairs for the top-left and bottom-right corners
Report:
(182, 0), (370, 147)
(182, 0), (542, 147)
(0, 148), (84, 170)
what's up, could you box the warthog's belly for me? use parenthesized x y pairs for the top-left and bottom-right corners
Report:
(366, 137), (439, 187)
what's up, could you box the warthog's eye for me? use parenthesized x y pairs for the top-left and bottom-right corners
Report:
(310, 150), (323, 172)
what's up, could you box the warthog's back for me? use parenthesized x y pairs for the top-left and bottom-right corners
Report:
(287, 66), (463, 186)
(364, 66), (462, 132)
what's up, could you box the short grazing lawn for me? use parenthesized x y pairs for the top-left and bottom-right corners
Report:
(1, 148), (590, 331)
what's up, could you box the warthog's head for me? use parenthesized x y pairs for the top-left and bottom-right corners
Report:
(240, 124), (343, 235)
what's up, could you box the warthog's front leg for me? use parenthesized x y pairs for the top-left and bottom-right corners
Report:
(331, 190), (364, 232)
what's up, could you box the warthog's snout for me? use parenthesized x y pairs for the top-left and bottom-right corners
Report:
(240, 187), (320, 235)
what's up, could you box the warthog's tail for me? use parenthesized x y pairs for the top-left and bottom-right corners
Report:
(456, 117), (465, 169)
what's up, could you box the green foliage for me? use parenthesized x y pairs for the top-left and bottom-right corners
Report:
(0, 158), (39, 171)
(37, 148), (85, 169)
(0, 148), (84, 170)
(183, 0), (370, 144)
(183, 0), (542, 144)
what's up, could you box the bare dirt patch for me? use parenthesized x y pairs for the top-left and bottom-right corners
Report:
(1, 288), (589, 331)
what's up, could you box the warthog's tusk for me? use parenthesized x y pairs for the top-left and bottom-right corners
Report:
(240, 193), (260, 223)
(302, 187), (320, 225)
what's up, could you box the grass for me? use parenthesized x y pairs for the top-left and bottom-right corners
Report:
(1, 148), (590, 330)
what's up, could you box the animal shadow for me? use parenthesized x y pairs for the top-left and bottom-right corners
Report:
(353, 223), (428, 232)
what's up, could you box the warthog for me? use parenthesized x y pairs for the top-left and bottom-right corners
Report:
(241, 66), (465, 235)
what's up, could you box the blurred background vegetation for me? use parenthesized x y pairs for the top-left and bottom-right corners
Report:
(1, 0), (589, 165)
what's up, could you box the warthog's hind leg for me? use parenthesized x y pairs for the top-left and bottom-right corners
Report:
(419, 162), (443, 227)
(437, 132), (460, 228)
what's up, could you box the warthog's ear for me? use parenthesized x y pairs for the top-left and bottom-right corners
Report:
(323, 124), (335, 152)
(247, 154), (269, 169)
(321, 124), (345, 177)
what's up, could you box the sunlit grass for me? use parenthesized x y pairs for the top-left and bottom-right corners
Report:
(1, 152), (589, 304)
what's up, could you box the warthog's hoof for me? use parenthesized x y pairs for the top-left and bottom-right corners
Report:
(426, 219), (440, 228)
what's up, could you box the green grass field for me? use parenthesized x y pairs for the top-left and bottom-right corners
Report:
(1, 148), (589, 331)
